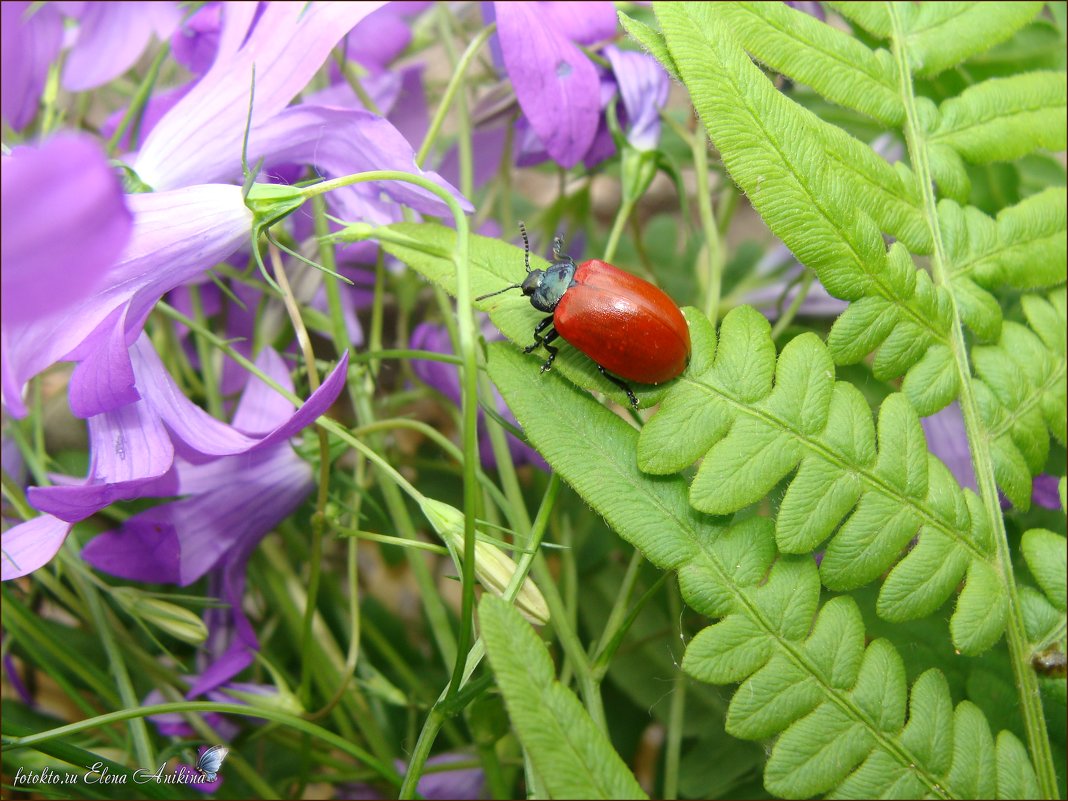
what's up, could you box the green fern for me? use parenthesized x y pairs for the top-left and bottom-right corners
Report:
(638, 306), (1012, 651)
(483, 343), (1041, 800)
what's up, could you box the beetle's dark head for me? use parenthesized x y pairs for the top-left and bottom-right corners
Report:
(475, 223), (577, 312)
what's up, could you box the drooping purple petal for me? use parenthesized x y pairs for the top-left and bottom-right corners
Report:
(60, 2), (181, 91)
(1, 136), (133, 324)
(1, 514), (71, 581)
(134, 2), (383, 190)
(604, 46), (670, 152)
(537, 2), (617, 45)
(45, 185), (249, 419)
(0, 2), (63, 131)
(342, 3), (418, 73)
(1, 135), (134, 417)
(30, 342), (348, 522)
(921, 402), (977, 492)
(83, 445), (313, 586)
(494, 2), (602, 168)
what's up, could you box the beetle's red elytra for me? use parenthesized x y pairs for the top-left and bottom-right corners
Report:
(477, 224), (691, 407)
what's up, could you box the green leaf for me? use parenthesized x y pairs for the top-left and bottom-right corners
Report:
(656, 3), (954, 382)
(487, 342), (1038, 798)
(827, 2), (892, 39)
(617, 10), (678, 81)
(702, 3), (904, 126)
(952, 560), (1009, 653)
(904, 2), (1045, 77)
(479, 596), (648, 800)
(1021, 528), (1068, 611)
(901, 344), (960, 417)
(932, 71), (1068, 163)
(971, 291), (1068, 509)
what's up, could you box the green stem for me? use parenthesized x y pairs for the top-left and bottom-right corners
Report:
(769, 270), (814, 340)
(187, 284), (223, 418)
(693, 129), (723, 325)
(604, 198), (637, 264)
(107, 43), (171, 155)
(663, 577), (686, 801)
(415, 23), (497, 167)
(887, 7), (1056, 797)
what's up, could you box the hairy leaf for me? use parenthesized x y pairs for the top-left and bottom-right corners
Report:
(485, 340), (1039, 800)
(479, 595), (648, 800)
(931, 71), (1068, 163)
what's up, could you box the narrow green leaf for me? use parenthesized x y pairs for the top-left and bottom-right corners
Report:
(905, 2), (1045, 77)
(1021, 528), (1067, 611)
(932, 71), (1067, 163)
(705, 3), (904, 125)
(617, 10), (678, 80)
(479, 596), (647, 800)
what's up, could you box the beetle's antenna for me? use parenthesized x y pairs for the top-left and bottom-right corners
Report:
(518, 221), (531, 272)
(552, 234), (566, 261)
(476, 283), (523, 302)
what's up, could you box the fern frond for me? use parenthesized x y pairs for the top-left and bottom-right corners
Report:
(971, 291), (1067, 509)
(942, 190), (1067, 340)
(930, 71), (1067, 163)
(484, 347), (1040, 799)
(640, 307), (1014, 650)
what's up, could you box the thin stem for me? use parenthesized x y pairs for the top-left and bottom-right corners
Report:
(187, 284), (223, 418)
(603, 198), (637, 264)
(415, 23), (497, 167)
(272, 245), (332, 709)
(887, 7), (1056, 797)
(769, 270), (814, 340)
(693, 129), (723, 324)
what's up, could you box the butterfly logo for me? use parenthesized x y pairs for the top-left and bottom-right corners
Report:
(195, 745), (230, 783)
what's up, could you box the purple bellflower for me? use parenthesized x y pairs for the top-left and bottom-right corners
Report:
(3, 2), (469, 423)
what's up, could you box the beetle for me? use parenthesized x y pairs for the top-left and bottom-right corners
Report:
(477, 223), (691, 407)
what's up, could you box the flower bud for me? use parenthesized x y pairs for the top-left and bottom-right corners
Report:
(420, 497), (550, 626)
(111, 588), (208, 644)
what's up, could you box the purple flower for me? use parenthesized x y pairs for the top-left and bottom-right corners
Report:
(1, 134), (134, 417)
(0, 2), (64, 131)
(604, 45), (670, 152)
(410, 322), (546, 471)
(921, 402), (1062, 511)
(2, 340), (346, 587)
(59, 2), (181, 92)
(491, 2), (616, 168)
(171, 2), (225, 75)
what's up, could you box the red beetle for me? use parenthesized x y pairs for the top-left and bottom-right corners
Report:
(477, 225), (690, 407)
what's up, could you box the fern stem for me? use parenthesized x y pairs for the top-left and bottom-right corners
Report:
(887, 7), (1057, 797)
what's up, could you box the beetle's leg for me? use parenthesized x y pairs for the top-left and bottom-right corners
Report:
(538, 330), (560, 373)
(597, 366), (639, 409)
(523, 316), (555, 354)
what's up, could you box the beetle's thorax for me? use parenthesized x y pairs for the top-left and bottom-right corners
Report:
(522, 257), (577, 313)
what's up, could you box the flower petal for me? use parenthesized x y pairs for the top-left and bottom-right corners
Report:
(605, 46), (669, 152)
(135, 2), (383, 189)
(61, 2), (181, 91)
(495, 2), (601, 168)
(1, 134), (133, 415)
(1, 515), (71, 580)
(0, 2), (63, 131)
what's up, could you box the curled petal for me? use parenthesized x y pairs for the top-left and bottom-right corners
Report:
(0, 2), (63, 131)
